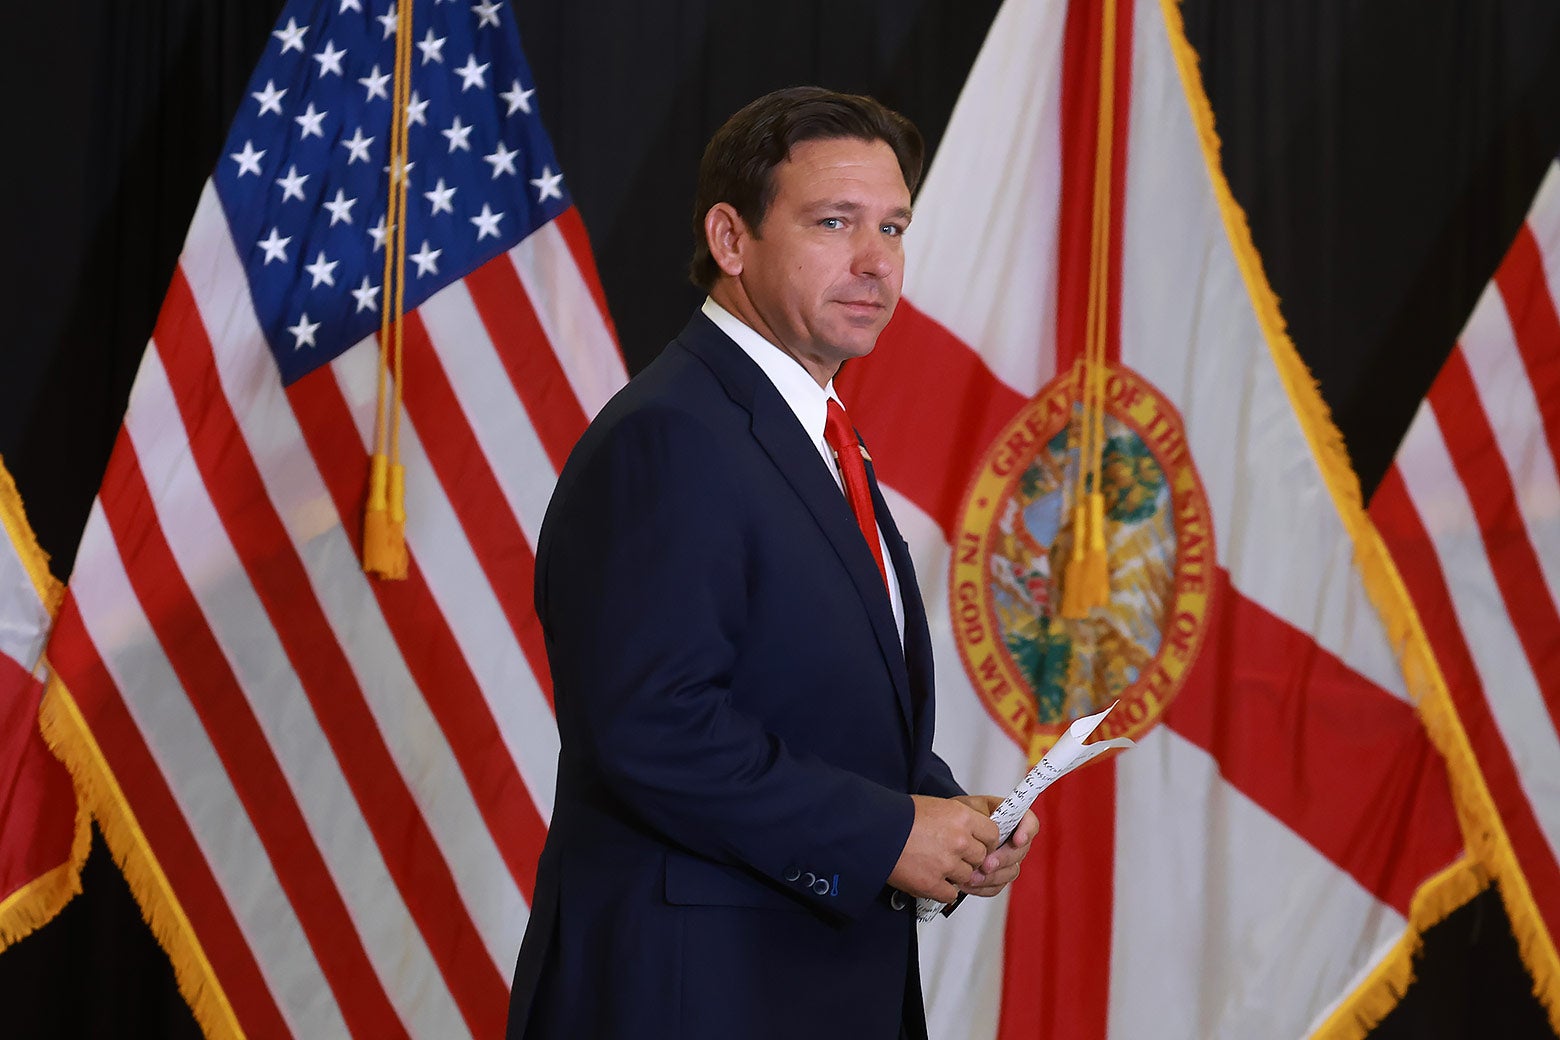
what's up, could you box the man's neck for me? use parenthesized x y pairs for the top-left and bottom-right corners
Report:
(707, 282), (838, 387)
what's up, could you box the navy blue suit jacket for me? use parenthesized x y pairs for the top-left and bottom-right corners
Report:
(507, 313), (962, 1039)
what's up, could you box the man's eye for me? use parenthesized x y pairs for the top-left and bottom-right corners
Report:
(881, 224), (904, 237)
(820, 217), (844, 229)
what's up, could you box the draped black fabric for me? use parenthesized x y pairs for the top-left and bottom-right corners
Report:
(1, 1), (1557, 1036)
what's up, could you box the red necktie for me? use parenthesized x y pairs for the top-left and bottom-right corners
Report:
(825, 398), (889, 590)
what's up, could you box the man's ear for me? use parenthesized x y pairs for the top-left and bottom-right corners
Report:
(704, 203), (747, 278)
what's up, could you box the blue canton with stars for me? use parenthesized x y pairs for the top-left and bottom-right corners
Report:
(215, 0), (570, 386)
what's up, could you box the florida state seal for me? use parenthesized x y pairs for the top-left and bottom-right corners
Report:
(950, 363), (1215, 763)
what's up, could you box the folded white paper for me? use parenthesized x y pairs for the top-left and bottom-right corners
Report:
(915, 701), (1135, 922)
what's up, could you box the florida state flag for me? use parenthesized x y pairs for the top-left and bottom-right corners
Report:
(0, 457), (84, 951)
(838, 1), (1480, 1036)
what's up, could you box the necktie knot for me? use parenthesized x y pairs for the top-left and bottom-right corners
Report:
(824, 399), (889, 590)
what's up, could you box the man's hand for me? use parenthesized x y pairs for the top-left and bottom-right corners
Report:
(888, 795), (1001, 903)
(952, 794), (1039, 898)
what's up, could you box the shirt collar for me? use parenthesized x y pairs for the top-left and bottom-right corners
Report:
(701, 297), (841, 446)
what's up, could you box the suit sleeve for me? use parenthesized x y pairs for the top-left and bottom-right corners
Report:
(539, 406), (913, 920)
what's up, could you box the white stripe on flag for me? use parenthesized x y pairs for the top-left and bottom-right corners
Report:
(418, 277), (559, 549)
(1458, 282), (1560, 606)
(510, 223), (629, 418)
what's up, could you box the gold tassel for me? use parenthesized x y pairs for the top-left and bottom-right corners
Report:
(1060, 501), (1093, 619)
(1078, 489), (1110, 607)
(362, 453), (407, 579)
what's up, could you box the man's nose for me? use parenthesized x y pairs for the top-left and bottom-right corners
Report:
(852, 229), (895, 279)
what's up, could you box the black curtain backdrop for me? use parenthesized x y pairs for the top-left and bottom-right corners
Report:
(1, 1), (1558, 1036)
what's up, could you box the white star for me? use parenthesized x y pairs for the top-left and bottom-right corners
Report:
(273, 17), (308, 54)
(376, 4), (398, 39)
(441, 116), (473, 152)
(339, 0), (361, 12)
(472, 0), (502, 28)
(483, 141), (519, 178)
(359, 64), (391, 102)
(351, 274), (381, 313)
(294, 102), (327, 139)
(384, 158), (415, 187)
(229, 140), (265, 177)
(304, 250), (339, 288)
(288, 313), (321, 350)
(369, 214), (390, 251)
(405, 91), (429, 127)
(257, 227), (291, 264)
(424, 178), (457, 215)
(470, 203), (504, 240)
(275, 165), (309, 202)
(323, 188), (357, 226)
(454, 54), (489, 92)
(252, 79), (287, 116)
(341, 126), (374, 164)
(409, 240), (442, 277)
(529, 165), (564, 202)
(499, 80), (534, 116)
(416, 28), (446, 65)
(313, 40), (347, 77)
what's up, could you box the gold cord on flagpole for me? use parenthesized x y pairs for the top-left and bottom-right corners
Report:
(1061, 0), (1118, 619)
(363, 0), (414, 580)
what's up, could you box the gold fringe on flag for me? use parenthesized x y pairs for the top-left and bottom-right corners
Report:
(363, 0), (416, 580)
(1061, 0), (1119, 619)
(37, 676), (244, 1040)
(1160, 0), (1559, 1033)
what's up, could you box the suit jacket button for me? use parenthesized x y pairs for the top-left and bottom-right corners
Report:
(801, 872), (816, 889)
(890, 891), (908, 911)
(783, 866), (801, 882)
(812, 877), (832, 896)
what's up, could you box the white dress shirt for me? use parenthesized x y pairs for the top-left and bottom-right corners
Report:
(702, 297), (905, 643)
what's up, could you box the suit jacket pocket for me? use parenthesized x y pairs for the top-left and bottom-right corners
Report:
(663, 851), (808, 913)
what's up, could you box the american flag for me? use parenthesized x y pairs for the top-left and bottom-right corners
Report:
(1372, 154), (1560, 1010)
(43, 0), (625, 1035)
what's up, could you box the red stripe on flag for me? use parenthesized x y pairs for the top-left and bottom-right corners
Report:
(1054, 0), (1134, 372)
(0, 655), (75, 900)
(286, 364), (547, 897)
(463, 254), (591, 473)
(95, 431), (410, 1039)
(1164, 568), (1463, 915)
(998, 759), (1116, 1040)
(156, 270), (510, 1037)
(1428, 350), (1560, 737)
(554, 207), (620, 347)
(1494, 224), (1560, 483)
(398, 312), (556, 712)
(1371, 467), (1560, 928)
(837, 300), (1028, 538)
(49, 595), (294, 1040)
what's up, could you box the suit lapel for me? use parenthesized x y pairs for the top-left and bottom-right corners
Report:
(678, 316), (915, 739)
(870, 471), (935, 734)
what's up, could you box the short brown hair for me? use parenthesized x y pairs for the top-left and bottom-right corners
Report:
(688, 86), (924, 290)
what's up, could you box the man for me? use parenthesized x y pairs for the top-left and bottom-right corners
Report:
(507, 86), (1038, 1039)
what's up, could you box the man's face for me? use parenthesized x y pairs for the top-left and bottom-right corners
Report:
(733, 136), (912, 383)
